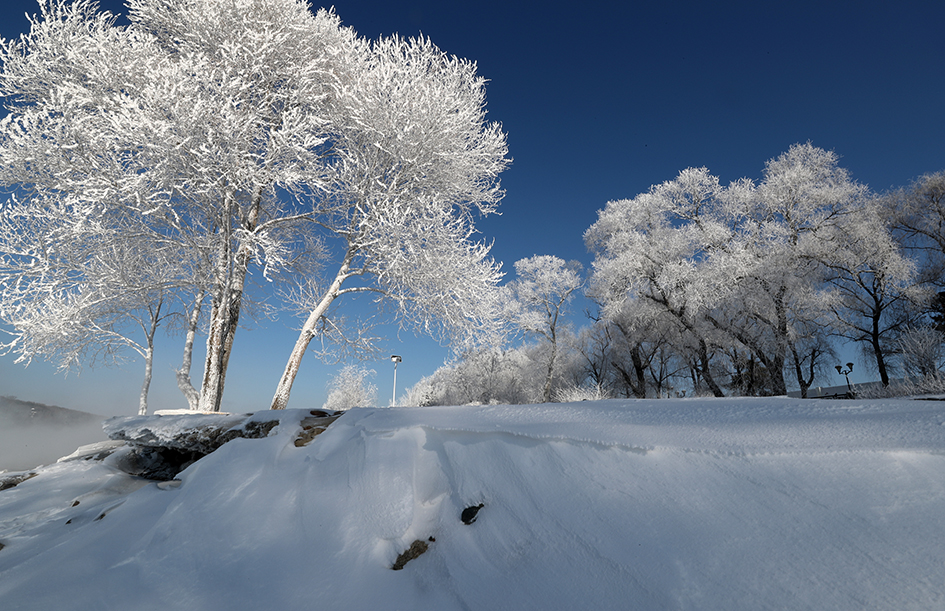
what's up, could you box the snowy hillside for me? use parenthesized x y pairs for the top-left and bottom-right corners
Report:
(1, 397), (944, 610)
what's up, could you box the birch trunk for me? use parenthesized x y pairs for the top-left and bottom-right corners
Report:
(270, 256), (353, 410)
(199, 246), (232, 411)
(138, 344), (153, 416)
(138, 303), (162, 416)
(177, 293), (204, 410)
(198, 193), (261, 412)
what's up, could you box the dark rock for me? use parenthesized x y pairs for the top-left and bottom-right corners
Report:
(294, 411), (342, 447)
(392, 539), (430, 570)
(461, 503), (485, 525)
(84, 409), (343, 481)
(109, 445), (202, 481)
(0, 471), (37, 492)
(105, 413), (279, 455)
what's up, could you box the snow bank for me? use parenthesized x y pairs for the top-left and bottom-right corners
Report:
(1, 398), (944, 610)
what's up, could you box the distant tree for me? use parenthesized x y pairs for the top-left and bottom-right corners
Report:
(590, 301), (688, 399)
(731, 143), (869, 397)
(504, 256), (583, 402)
(585, 144), (879, 397)
(322, 365), (378, 411)
(575, 320), (617, 395)
(820, 199), (924, 386)
(405, 347), (540, 406)
(886, 171), (945, 287)
(585, 167), (738, 397)
(897, 326), (945, 379)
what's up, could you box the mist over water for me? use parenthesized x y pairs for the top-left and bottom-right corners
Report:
(0, 397), (108, 473)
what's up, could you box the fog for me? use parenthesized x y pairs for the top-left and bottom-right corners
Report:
(0, 397), (108, 473)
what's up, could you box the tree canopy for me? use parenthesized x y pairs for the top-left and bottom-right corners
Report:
(0, 0), (509, 412)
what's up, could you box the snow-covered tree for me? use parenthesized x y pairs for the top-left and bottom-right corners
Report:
(885, 171), (945, 287)
(269, 33), (508, 410)
(586, 144), (881, 397)
(897, 326), (945, 379)
(0, 0), (353, 411)
(0, 193), (192, 414)
(819, 199), (923, 386)
(728, 143), (870, 397)
(0, 0), (508, 413)
(585, 167), (736, 397)
(404, 347), (539, 407)
(321, 365), (378, 411)
(504, 255), (583, 402)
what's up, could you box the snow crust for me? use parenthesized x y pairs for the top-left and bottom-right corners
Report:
(1, 397), (944, 610)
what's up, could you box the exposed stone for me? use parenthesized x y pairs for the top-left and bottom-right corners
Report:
(107, 444), (203, 481)
(461, 503), (485, 525)
(58, 441), (127, 464)
(100, 409), (343, 480)
(294, 410), (342, 447)
(0, 471), (37, 492)
(104, 412), (279, 455)
(392, 539), (430, 570)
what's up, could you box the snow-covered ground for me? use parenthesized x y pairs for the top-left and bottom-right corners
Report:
(1, 397), (943, 610)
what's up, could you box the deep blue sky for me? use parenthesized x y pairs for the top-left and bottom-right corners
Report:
(1, 0), (944, 415)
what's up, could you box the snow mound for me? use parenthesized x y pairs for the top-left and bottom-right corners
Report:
(1, 398), (944, 610)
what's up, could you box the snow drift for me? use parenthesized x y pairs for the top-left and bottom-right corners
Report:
(1, 397), (944, 610)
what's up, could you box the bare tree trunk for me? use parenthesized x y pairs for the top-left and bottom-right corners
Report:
(790, 345), (810, 399)
(542, 320), (558, 403)
(697, 339), (725, 398)
(271, 254), (354, 410)
(199, 294), (226, 412)
(139, 345), (153, 416)
(177, 293), (203, 410)
(138, 301), (162, 416)
(871, 307), (891, 386)
(199, 197), (235, 412)
(629, 344), (648, 398)
(198, 193), (261, 412)
(766, 284), (790, 396)
(199, 286), (233, 410)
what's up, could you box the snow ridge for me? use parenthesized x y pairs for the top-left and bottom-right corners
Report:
(1, 398), (944, 610)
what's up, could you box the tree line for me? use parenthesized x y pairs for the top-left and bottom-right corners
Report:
(406, 145), (945, 406)
(3, 3), (943, 412)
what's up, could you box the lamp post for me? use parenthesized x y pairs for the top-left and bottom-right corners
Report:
(835, 362), (854, 395)
(390, 355), (402, 406)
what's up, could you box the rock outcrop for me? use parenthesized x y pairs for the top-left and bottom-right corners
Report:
(56, 409), (345, 481)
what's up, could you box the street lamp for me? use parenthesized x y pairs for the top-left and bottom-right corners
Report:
(390, 355), (402, 406)
(835, 362), (854, 394)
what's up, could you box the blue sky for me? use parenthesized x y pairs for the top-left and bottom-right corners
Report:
(1, 0), (944, 415)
